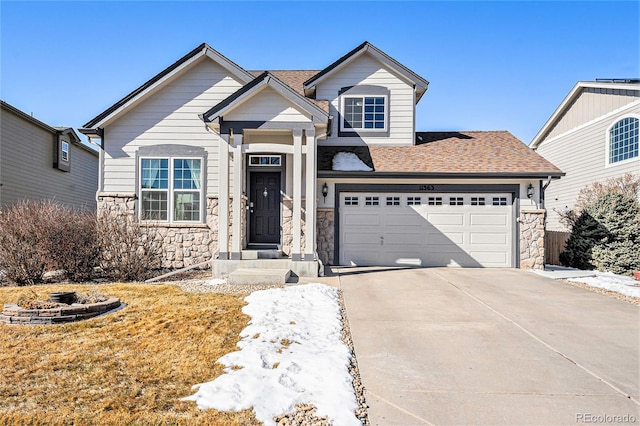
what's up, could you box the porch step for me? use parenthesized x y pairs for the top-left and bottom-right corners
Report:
(241, 250), (285, 260)
(228, 268), (291, 285)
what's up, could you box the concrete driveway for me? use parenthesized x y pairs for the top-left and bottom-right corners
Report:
(338, 267), (640, 425)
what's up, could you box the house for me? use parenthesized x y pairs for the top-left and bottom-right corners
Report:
(0, 100), (99, 209)
(530, 80), (640, 230)
(80, 42), (562, 276)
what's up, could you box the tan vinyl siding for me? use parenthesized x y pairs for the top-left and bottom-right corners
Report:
(0, 110), (98, 209)
(316, 53), (415, 146)
(224, 87), (311, 122)
(537, 103), (640, 230)
(547, 88), (640, 140)
(103, 58), (244, 194)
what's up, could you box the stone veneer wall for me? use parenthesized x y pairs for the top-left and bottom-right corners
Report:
(519, 209), (546, 270)
(282, 198), (306, 256)
(97, 193), (246, 269)
(316, 209), (335, 265)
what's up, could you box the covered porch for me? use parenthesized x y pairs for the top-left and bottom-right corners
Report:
(200, 72), (330, 278)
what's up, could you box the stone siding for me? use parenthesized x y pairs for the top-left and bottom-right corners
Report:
(317, 209), (335, 265)
(282, 198), (306, 256)
(519, 209), (546, 270)
(97, 193), (246, 269)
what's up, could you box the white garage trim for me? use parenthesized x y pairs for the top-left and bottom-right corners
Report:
(334, 184), (520, 268)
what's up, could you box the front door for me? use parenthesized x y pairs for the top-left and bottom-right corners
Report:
(249, 172), (281, 244)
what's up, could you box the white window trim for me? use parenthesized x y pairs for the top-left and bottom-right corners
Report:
(339, 94), (388, 132)
(61, 141), (69, 162)
(139, 156), (204, 223)
(605, 113), (640, 168)
(249, 154), (281, 166)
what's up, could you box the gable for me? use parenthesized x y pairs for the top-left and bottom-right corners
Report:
(545, 86), (640, 140)
(224, 86), (312, 122)
(82, 44), (254, 131)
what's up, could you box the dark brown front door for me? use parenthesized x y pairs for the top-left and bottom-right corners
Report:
(249, 172), (281, 244)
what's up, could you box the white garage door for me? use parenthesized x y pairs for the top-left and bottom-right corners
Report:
(339, 193), (514, 267)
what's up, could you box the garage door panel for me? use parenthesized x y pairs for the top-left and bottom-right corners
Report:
(470, 214), (508, 226)
(427, 213), (465, 226)
(343, 232), (380, 245)
(428, 232), (464, 245)
(342, 213), (380, 226)
(470, 232), (508, 245)
(340, 192), (513, 267)
(469, 251), (509, 265)
(384, 214), (425, 226)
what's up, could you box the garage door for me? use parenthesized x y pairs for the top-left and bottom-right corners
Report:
(339, 193), (514, 267)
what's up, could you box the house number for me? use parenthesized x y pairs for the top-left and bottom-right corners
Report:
(419, 185), (435, 191)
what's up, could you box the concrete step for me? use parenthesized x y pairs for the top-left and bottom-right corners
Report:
(241, 250), (284, 260)
(228, 268), (291, 285)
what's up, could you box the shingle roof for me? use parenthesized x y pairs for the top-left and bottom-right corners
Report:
(318, 131), (563, 176)
(249, 70), (329, 113)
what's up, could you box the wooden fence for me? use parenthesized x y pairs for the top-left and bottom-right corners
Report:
(545, 230), (570, 266)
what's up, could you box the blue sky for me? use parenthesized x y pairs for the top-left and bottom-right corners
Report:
(1, 1), (638, 145)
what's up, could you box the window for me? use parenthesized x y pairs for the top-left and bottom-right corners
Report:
(386, 196), (400, 206)
(449, 197), (464, 206)
(61, 141), (69, 162)
(140, 158), (202, 222)
(249, 155), (281, 166)
(365, 196), (379, 206)
(428, 197), (443, 206)
(492, 197), (508, 206)
(609, 117), (639, 164)
(344, 196), (359, 206)
(342, 96), (386, 131)
(471, 197), (485, 206)
(407, 196), (421, 205)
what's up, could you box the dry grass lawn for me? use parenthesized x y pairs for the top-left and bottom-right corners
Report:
(0, 283), (260, 425)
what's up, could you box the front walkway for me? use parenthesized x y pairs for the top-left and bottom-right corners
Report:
(338, 267), (640, 425)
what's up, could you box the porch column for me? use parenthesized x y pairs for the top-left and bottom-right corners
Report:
(218, 133), (230, 259)
(292, 129), (303, 261)
(304, 128), (316, 261)
(231, 133), (243, 259)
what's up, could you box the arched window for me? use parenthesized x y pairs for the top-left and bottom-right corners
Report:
(609, 117), (639, 164)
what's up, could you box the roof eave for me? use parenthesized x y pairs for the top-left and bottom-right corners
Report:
(318, 171), (564, 179)
(83, 43), (254, 129)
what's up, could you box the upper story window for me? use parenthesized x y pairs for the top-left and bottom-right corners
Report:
(341, 96), (387, 132)
(609, 117), (639, 164)
(140, 158), (202, 222)
(61, 141), (69, 162)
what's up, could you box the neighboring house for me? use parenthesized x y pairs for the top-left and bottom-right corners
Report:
(531, 80), (640, 230)
(0, 100), (99, 210)
(80, 42), (562, 276)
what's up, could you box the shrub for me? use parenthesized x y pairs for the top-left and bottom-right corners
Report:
(0, 201), (100, 284)
(560, 191), (640, 275)
(97, 213), (161, 281)
(0, 201), (57, 285)
(45, 210), (100, 282)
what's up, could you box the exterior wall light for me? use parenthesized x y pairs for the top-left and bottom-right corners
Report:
(322, 182), (329, 201)
(527, 183), (534, 199)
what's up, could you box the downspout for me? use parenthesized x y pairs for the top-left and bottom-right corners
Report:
(540, 175), (552, 209)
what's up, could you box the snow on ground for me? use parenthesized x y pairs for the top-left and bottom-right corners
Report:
(182, 283), (360, 426)
(203, 278), (226, 286)
(569, 271), (640, 298)
(332, 152), (372, 171)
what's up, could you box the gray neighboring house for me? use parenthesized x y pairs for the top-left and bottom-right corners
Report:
(0, 100), (99, 210)
(530, 80), (640, 230)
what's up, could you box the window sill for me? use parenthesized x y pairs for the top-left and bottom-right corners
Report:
(140, 222), (209, 228)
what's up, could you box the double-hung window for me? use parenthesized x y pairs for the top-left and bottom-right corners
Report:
(342, 96), (386, 131)
(140, 158), (202, 222)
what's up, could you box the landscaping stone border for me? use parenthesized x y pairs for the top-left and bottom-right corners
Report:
(0, 297), (122, 325)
